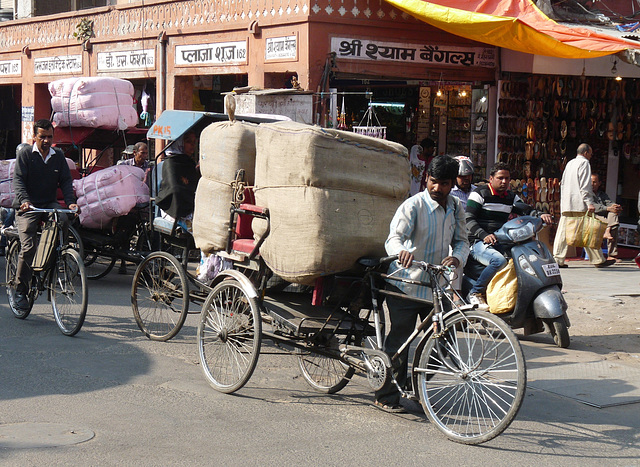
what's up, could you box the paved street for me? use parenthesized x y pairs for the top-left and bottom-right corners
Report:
(0, 261), (639, 465)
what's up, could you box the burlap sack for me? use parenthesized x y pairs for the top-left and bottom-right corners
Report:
(193, 121), (258, 253)
(254, 121), (409, 285)
(198, 120), (258, 181)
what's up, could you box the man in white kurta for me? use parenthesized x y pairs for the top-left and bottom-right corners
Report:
(552, 143), (614, 268)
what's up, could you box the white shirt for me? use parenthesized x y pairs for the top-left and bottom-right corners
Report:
(560, 155), (594, 213)
(385, 190), (469, 300)
(32, 144), (55, 164)
(450, 184), (476, 210)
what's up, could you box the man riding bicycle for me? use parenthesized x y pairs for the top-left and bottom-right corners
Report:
(13, 119), (79, 312)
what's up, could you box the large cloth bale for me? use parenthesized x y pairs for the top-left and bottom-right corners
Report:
(73, 165), (149, 229)
(253, 121), (409, 285)
(49, 77), (137, 129)
(193, 120), (258, 253)
(0, 159), (16, 208)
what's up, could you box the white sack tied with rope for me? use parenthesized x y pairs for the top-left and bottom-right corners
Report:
(49, 77), (138, 130)
(73, 165), (149, 229)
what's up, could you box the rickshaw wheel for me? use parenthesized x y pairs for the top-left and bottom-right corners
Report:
(198, 278), (262, 394)
(132, 251), (189, 341)
(297, 335), (356, 394)
(84, 251), (116, 280)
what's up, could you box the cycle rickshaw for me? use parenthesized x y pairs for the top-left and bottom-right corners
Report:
(52, 126), (153, 280)
(134, 111), (526, 444)
(130, 111), (282, 341)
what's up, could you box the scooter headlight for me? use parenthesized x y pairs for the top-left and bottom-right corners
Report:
(508, 223), (536, 243)
(517, 254), (536, 276)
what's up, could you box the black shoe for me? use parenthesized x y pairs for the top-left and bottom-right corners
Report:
(558, 263), (568, 268)
(594, 259), (616, 268)
(14, 293), (29, 311)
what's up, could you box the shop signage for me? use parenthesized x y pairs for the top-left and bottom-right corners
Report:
(0, 59), (21, 76)
(331, 37), (496, 68)
(175, 41), (247, 66)
(265, 35), (297, 61)
(21, 106), (33, 122)
(34, 55), (82, 74)
(97, 49), (155, 72)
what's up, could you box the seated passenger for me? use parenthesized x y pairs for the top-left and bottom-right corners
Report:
(155, 130), (200, 232)
(465, 162), (552, 310)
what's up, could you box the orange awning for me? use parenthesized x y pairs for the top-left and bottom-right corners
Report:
(384, 0), (640, 59)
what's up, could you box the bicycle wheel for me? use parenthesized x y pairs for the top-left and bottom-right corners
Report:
(132, 251), (188, 341)
(5, 241), (33, 319)
(51, 248), (88, 336)
(297, 336), (356, 394)
(67, 226), (84, 259)
(84, 251), (116, 280)
(414, 310), (526, 445)
(198, 279), (262, 394)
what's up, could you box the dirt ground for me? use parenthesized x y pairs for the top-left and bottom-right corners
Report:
(559, 292), (640, 366)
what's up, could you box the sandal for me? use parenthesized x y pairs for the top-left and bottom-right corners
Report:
(373, 400), (407, 414)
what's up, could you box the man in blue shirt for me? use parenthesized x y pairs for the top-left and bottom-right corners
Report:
(374, 155), (469, 413)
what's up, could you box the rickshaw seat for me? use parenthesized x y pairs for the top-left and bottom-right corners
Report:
(230, 188), (269, 257)
(234, 188), (255, 240)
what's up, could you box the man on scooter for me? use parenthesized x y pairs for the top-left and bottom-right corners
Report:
(465, 162), (553, 310)
(374, 155), (469, 413)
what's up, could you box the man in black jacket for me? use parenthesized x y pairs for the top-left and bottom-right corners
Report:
(12, 119), (78, 311)
(465, 162), (552, 309)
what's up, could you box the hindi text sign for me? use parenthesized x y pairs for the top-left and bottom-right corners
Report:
(331, 37), (496, 68)
(0, 60), (21, 76)
(175, 41), (247, 66)
(265, 35), (297, 61)
(34, 55), (82, 75)
(98, 49), (155, 72)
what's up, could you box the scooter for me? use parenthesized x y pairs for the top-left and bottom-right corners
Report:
(463, 215), (571, 348)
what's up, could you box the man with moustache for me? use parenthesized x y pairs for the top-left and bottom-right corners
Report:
(374, 155), (469, 413)
(12, 119), (78, 312)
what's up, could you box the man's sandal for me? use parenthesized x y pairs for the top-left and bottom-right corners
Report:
(372, 400), (407, 413)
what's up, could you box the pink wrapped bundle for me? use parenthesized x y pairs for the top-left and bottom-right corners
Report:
(49, 77), (137, 129)
(73, 165), (149, 229)
(49, 77), (134, 97)
(51, 93), (134, 112)
(0, 159), (16, 208)
(53, 106), (138, 129)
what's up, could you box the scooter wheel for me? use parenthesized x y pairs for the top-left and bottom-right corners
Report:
(545, 317), (570, 348)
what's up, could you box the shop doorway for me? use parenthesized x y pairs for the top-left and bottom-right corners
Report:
(0, 85), (21, 159)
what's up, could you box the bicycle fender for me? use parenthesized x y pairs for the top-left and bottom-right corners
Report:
(211, 269), (259, 299)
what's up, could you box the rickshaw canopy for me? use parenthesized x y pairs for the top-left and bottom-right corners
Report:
(147, 110), (288, 142)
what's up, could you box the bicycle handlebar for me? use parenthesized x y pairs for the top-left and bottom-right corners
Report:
(25, 205), (78, 215)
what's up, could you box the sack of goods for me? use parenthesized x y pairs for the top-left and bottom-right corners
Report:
(193, 120), (259, 254)
(73, 165), (149, 229)
(253, 121), (409, 285)
(49, 77), (138, 129)
(0, 159), (16, 208)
